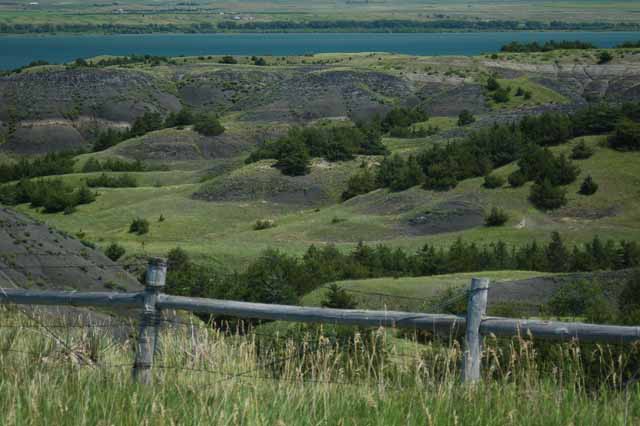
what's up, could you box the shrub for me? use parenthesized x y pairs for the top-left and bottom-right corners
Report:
(618, 271), (640, 325)
(105, 243), (125, 261)
(321, 284), (357, 309)
(193, 113), (225, 136)
(529, 179), (567, 210)
(491, 87), (511, 103)
(74, 185), (96, 205)
(597, 51), (613, 64)
(86, 173), (137, 188)
(548, 280), (614, 322)
(508, 169), (527, 188)
(608, 118), (640, 151)
(483, 174), (505, 189)
(254, 219), (276, 230)
(220, 55), (237, 64)
(579, 175), (599, 195)
(274, 139), (310, 176)
(523, 91), (532, 100)
(129, 218), (149, 235)
(571, 140), (595, 159)
(253, 56), (267, 66)
(486, 76), (500, 91)
(457, 110), (476, 126)
(342, 167), (378, 201)
(485, 207), (509, 227)
(515, 87), (525, 97)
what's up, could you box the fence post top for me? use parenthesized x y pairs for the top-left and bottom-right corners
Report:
(471, 277), (490, 290)
(146, 257), (167, 289)
(148, 257), (167, 268)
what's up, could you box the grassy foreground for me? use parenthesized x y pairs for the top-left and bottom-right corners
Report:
(0, 308), (638, 425)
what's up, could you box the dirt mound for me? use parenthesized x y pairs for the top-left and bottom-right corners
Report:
(236, 69), (414, 123)
(0, 206), (141, 292)
(194, 159), (354, 207)
(104, 124), (287, 162)
(0, 68), (180, 123)
(419, 82), (489, 116)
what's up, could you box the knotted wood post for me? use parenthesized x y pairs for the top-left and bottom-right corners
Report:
(462, 277), (489, 383)
(133, 257), (166, 385)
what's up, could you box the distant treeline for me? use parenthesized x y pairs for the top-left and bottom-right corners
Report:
(0, 153), (75, 184)
(1, 20), (639, 35)
(617, 41), (640, 48)
(164, 232), (640, 306)
(501, 40), (596, 53)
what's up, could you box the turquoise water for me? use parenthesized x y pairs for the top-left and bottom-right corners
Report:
(1, 31), (639, 70)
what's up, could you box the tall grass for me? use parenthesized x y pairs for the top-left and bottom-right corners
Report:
(0, 308), (638, 425)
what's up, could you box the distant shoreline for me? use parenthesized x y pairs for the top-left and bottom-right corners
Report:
(1, 19), (639, 37)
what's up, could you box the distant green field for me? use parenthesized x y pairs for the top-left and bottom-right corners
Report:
(14, 135), (640, 268)
(302, 271), (552, 311)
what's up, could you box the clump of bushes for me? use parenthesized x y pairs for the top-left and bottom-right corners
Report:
(104, 243), (126, 261)
(0, 179), (96, 214)
(193, 113), (225, 137)
(485, 207), (509, 227)
(86, 173), (137, 188)
(129, 218), (149, 235)
(341, 166), (378, 201)
(457, 110), (475, 126)
(483, 174), (505, 189)
(254, 219), (276, 231)
(608, 118), (640, 151)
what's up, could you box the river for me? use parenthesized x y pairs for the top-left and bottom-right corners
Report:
(1, 31), (639, 70)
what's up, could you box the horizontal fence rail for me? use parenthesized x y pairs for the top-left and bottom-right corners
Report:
(0, 258), (639, 383)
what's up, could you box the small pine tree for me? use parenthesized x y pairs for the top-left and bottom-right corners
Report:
(597, 51), (613, 64)
(579, 175), (599, 195)
(457, 110), (476, 126)
(105, 243), (125, 261)
(193, 113), (225, 136)
(508, 169), (528, 188)
(483, 174), (505, 189)
(571, 140), (595, 160)
(75, 185), (96, 205)
(274, 139), (310, 176)
(486, 76), (500, 91)
(485, 207), (509, 227)
(529, 179), (567, 210)
(321, 284), (357, 309)
(515, 87), (525, 97)
(129, 218), (150, 235)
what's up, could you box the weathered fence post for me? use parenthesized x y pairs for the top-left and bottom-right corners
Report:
(133, 257), (167, 385)
(462, 277), (489, 383)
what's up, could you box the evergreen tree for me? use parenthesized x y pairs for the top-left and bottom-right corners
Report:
(321, 284), (357, 309)
(105, 243), (125, 261)
(546, 231), (569, 272)
(485, 207), (509, 227)
(457, 110), (476, 126)
(579, 175), (598, 195)
(571, 140), (595, 160)
(529, 179), (567, 210)
(274, 138), (310, 176)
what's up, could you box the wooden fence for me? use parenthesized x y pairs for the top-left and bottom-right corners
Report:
(1, 258), (639, 384)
